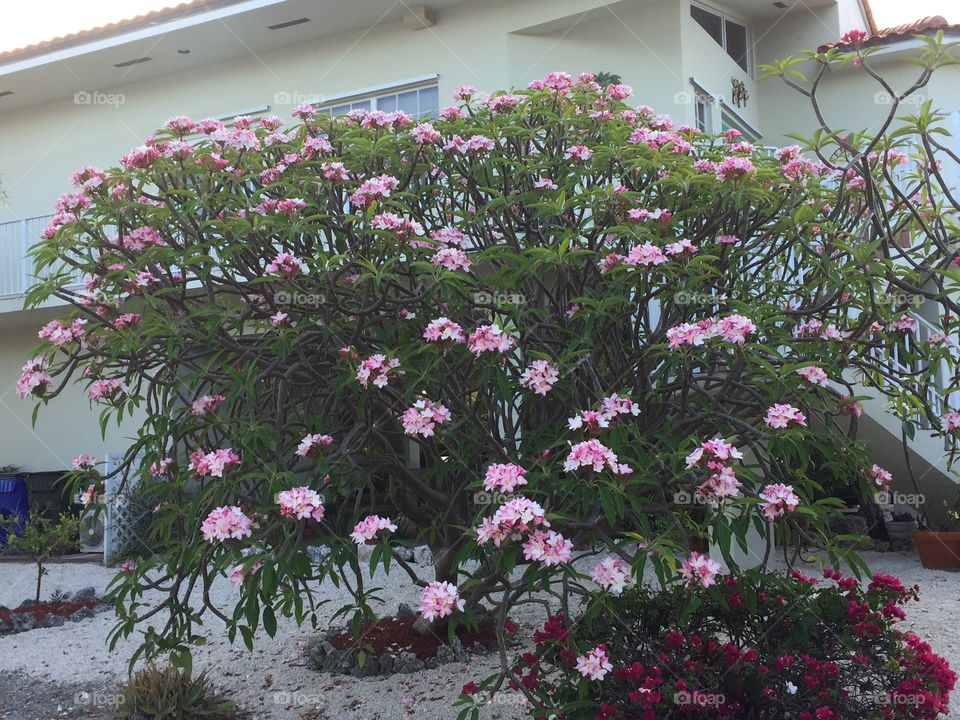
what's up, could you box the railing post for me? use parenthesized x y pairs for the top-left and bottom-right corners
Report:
(19, 218), (29, 297)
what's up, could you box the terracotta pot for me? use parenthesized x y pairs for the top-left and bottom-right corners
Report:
(913, 530), (960, 570)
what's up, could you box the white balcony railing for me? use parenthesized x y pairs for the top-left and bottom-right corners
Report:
(0, 213), (56, 299)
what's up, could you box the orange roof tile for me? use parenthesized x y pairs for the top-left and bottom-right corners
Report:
(820, 15), (960, 51)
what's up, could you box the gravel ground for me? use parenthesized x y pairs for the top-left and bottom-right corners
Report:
(0, 551), (957, 719)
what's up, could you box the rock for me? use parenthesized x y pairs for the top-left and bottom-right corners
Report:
(305, 545), (330, 564)
(413, 545), (433, 566)
(94, 603), (113, 614)
(20, 599), (38, 607)
(394, 651), (424, 674)
(58, 591), (73, 601)
(351, 656), (379, 677)
(394, 546), (415, 562)
(41, 614), (65, 628)
(425, 658), (440, 669)
(68, 608), (95, 622)
(0, 620), (9, 633)
(320, 649), (344, 673)
(397, 602), (415, 617)
(11, 614), (36, 632)
(412, 618), (433, 636)
(451, 638), (470, 663)
(435, 644), (456, 664)
(74, 587), (97, 600)
(873, 541), (891, 553)
(378, 654), (394, 674)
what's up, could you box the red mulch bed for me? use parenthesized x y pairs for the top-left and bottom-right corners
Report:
(328, 614), (499, 660)
(0, 598), (104, 629)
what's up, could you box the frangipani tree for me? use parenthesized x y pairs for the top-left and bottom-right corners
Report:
(18, 54), (959, 690)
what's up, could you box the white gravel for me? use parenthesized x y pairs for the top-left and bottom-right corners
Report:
(0, 551), (957, 719)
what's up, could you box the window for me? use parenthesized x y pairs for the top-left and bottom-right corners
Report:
(694, 94), (710, 133)
(690, 3), (750, 73)
(320, 83), (439, 119)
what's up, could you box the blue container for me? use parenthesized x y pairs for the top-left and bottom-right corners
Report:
(0, 476), (29, 547)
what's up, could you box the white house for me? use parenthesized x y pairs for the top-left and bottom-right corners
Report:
(1, 0), (956, 528)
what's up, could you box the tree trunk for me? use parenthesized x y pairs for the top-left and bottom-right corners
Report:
(35, 561), (42, 603)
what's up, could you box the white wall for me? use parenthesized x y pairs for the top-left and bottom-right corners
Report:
(0, 309), (143, 472)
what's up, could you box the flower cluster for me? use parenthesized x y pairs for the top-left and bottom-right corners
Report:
(400, 399), (451, 437)
(356, 353), (403, 388)
(201, 506), (253, 543)
(277, 486), (325, 521)
(349, 514), (397, 544)
(189, 448), (241, 478)
(419, 581), (464, 621)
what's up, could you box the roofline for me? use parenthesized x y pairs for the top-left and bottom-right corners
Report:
(0, 0), (270, 67)
(860, 0), (879, 34)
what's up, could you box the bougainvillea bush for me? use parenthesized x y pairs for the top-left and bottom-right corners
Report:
(19, 33), (960, 713)
(501, 568), (956, 719)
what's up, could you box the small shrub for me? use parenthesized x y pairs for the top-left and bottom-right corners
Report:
(117, 664), (240, 720)
(510, 569), (956, 719)
(0, 511), (80, 602)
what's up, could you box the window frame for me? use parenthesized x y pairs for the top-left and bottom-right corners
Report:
(316, 75), (440, 119)
(689, 1), (752, 75)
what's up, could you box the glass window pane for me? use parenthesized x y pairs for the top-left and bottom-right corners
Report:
(377, 94), (398, 112)
(329, 103), (351, 115)
(725, 20), (749, 72)
(691, 5), (723, 47)
(350, 99), (371, 112)
(418, 85), (439, 118)
(397, 89), (419, 116)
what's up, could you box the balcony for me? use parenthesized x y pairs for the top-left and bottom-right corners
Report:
(0, 214), (86, 311)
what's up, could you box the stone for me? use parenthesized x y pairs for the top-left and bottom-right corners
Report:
(68, 608), (95, 622)
(435, 644), (456, 664)
(412, 618), (433, 637)
(351, 656), (379, 677)
(394, 546), (414, 562)
(451, 638), (470, 663)
(19, 599), (38, 607)
(41, 614), (65, 628)
(413, 545), (433, 566)
(394, 651), (424, 674)
(74, 587), (97, 600)
(94, 603), (113, 614)
(425, 658), (440, 670)
(396, 602), (415, 617)
(11, 614), (36, 632)
(320, 649), (344, 673)
(0, 620), (9, 633)
(58, 591), (73, 601)
(378, 654), (394, 674)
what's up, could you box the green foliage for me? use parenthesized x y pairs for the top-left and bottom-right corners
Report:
(1, 510), (80, 602)
(116, 664), (241, 720)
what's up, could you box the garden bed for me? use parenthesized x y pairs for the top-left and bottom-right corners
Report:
(0, 593), (109, 634)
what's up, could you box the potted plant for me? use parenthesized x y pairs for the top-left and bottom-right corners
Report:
(913, 491), (960, 570)
(885, 511), (916, 542)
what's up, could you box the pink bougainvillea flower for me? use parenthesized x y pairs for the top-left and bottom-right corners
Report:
(575, 644), (613, 681)
(277, 486), (325, 521)
(764, 403), (807, 429)
(796, 366), (829, 387)
(467, 324), (516, 356)
(423, 317), (466, 343)
(264, 252), (306, 277)
(419, 581), (465, 621)
(229, 562), (262, 586)
(201, 505), (253, 542)
(759, 483), (801, 520)
(79, 483), (98, 507)
(356, 354), (403, 388)
(519, 359), (560, 396)
(296, 433), (334, 458)
(189, 448), (241, 478)
(523, 529), (573, 566)
(681, 551), (724, 588)
(349, 514), (397, 544)
(591, 556), (635, 595)
(71, 454), (97, 470)
(483, 463), (528, 494)
(870, 464), (893, 490)
(432, 247), (472, 272)
(39, 319), (86, 346)
(16, 357), (52, 399)
(400, 399), (451, 437)
(192, 394), (226, 416)
(89, 378), (126, 403)
(564, 438), (632, 475)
